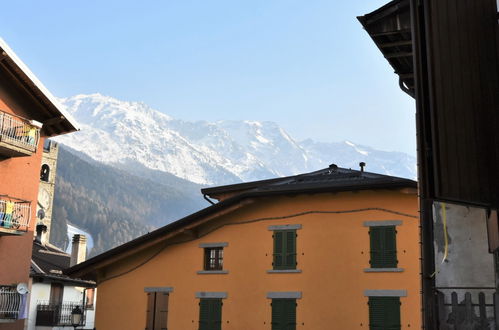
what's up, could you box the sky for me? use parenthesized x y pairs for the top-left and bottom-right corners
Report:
(0, 1), (416, 155)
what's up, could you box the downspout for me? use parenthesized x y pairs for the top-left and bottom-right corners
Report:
(399, 77), (415, 98)
(203, 194), (215, 205)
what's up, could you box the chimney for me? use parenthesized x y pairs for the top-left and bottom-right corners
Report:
(70, 234), (87, 267)
(329, 164), (338, 172)
(35, 224), (47, 245)
(359, 162), (366, 173)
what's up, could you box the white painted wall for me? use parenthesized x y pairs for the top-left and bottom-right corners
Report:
(433, 201), (496, 327)
(26, 281), (96, 330)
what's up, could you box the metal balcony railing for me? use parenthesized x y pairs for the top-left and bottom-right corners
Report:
(0, 111), (40, 154)
(436, 287), (497, 329)
(0, 199), (31, 232)
(0, 286), (21, 320)
(36, 302), (86, 327)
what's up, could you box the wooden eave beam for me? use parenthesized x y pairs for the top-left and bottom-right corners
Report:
(71, 198), (256, 279)
(398, 73), (414, 79)
(0, 61), (52, 120)
(370, 29), (411, 37)
(42, 125), (55, 138)
(379, 40), (412, 48)
(385, 51), (413, 59)
(43, 115), (65, 126)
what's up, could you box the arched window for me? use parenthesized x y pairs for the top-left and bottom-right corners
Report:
(40, 164), (50, 182)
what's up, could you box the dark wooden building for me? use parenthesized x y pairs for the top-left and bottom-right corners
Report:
(359, 0), (499, 328)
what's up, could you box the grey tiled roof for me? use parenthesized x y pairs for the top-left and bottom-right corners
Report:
(202, 166), (416, 196)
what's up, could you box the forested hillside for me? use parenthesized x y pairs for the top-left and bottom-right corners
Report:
(51, 146), (207, 256)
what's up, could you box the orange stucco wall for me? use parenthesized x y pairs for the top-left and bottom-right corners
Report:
(94, 189), (420, 329)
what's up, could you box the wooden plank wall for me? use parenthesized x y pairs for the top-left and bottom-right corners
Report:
(425, 0), (499, 208)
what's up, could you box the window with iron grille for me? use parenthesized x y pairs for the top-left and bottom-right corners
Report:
(204, 247), (223, 271)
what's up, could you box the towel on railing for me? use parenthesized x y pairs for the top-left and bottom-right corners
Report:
(18, 293), (28, 319)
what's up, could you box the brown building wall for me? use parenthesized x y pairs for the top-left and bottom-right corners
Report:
(93, 190), (420, 330)
(0, 87), (46, 330)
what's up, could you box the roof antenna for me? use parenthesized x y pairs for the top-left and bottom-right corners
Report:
(359, 162), (366, 173)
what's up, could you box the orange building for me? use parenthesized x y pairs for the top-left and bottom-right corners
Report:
(68, 165), (420, 330)
(0, 38), (78, 329)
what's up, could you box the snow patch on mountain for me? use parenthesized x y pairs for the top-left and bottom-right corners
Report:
(54, 94), (417, 185)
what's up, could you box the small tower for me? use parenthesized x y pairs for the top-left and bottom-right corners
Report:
(35, 139), (59, 245)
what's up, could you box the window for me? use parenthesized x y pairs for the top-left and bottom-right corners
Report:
(43, 139), (52, 152)
(271, 299), (296, 330)
(85, 288), (95, 309)
(49, 283), (63, 306)
(145, 291), (169, 330)
(198, 243), (228, 274)
(369, 226), (398, 268)
(368, 297), (401, 330)
(273, 230), (297, 270)
(199, 298), (222, 330)
(204, 247), (223, 271)
(40, 164), (50, 182)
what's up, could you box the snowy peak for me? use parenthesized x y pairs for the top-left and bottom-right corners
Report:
(54, 94), (416, 185)
(60, 93), (173, 128)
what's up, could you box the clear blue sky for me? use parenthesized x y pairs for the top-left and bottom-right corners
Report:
(1, 0), (416, 155)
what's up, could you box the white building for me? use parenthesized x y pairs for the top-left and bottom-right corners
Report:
(27, 232), (96, 330)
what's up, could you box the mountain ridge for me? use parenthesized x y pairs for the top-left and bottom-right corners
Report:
(54, 93), (416, 185)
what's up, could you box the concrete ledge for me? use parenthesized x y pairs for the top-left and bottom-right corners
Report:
(144, 287), (174, 293)
(268, 224), (302, 231)
(364, 268), (404, 273)
(267, 292), (302, 299)
(364, 290), (407, 297)
(363, 220), (403, 227)
(0, 227), (26, 236)
(267, 269), (302, 273)
(197, 270), (229, 274)
(199, 242), (228, 248)
(196, 292), (227, 299)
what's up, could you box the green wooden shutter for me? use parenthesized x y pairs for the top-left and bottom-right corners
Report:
(211, 299), (222, 330)
(285, 231), (296, 269)
(370, 226), (397, 268)
(199, 299), (222, 330)
(284, 299), (296, 330)
(271, 299), (296, 330)
(368, 297), (401, 330)
(273, 231), (284, 269)
(274, 230), (296, 270)
(271, 299), (283, 330)
(199, 299), (209, 330)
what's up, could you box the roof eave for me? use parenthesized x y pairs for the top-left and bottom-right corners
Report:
(31, 273), (96, 287)
(357, 0), (415, 98)
(0, 38), (80, 135)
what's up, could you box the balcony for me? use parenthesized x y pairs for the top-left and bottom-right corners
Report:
(0, 198), (31, 235)
(0, 111), (41, 158)
(0, 286), (21, 322)
(36, 302), (86, 327)
(436, 287), (497, 329)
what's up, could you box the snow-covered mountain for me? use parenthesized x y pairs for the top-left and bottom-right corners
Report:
(55, 93), (416, 184)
